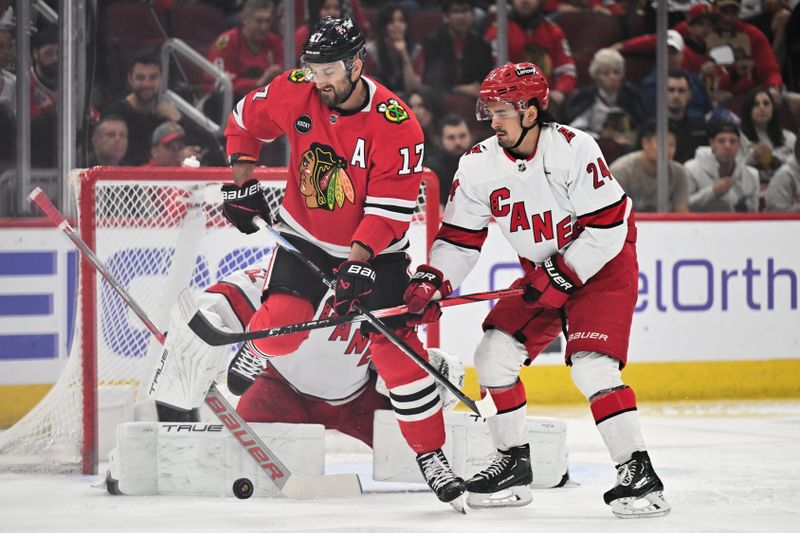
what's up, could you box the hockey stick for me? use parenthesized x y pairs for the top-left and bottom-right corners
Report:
(28, 187), (361, 500)
(260, 223), (497, 418)
(187, 286), (525, 346)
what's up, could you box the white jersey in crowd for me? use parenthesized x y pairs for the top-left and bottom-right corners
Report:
(203, 265), (372, 403)
(430, 123), (633, 288)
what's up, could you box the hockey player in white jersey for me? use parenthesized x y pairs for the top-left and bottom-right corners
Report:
(151, 261), (463, 449)
(403, 63), (669, 517)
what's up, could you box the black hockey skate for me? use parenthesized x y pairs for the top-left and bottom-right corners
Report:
(465, 443), (533, 509)
(603, 450), (671, 518)
(226, 343), (265, 396)
(416, 449), (467, 512)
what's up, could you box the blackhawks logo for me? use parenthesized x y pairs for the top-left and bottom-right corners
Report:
(298, 142), (355, 210)
(376, 99), (409, 124)
(288, 69), (309, 83)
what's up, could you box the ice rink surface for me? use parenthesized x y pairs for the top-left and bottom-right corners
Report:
(1, 400), (798, 533)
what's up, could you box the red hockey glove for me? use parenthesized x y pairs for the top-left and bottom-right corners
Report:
(221, 179), (270, 234)
(333, 260), (376, 316)
(525, 255), (583, 309)
(403, 265), (452, 325)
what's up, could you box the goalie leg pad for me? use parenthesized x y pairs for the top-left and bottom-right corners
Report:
(107, 421), (326, 497)
(248, 293), (315, 356)
(373, 411), (568, 489)
(474, 329), (528, 388)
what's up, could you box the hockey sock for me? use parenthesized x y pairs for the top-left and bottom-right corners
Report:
(248, 293), (315, 356)
(371, 329), (445, 454)
(590, 385), (648, 464)
(485, 380), (529, 450)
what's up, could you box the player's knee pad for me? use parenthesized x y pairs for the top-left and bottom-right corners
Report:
(570, 351), (624, 400)
(248, 293), (315, 356)
(474, 329), (529, 388)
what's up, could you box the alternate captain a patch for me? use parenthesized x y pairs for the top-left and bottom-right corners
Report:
(376, 99), (409, 124)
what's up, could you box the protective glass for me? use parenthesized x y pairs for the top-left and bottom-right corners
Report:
(475, 99), (524, 121)
(300, 60), (347, 82)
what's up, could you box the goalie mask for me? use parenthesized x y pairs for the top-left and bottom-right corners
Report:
(476, 62), (549, 120)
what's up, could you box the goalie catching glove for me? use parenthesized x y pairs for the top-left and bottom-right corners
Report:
(333, 260), (376, 316)
(524, 254), (583, 308)
(221, 179), (271, 234)
(402, 265), (452, 325)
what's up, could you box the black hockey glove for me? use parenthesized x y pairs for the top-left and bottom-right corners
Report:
(221, 179), (270, 234)
(333, 260), (376, 316)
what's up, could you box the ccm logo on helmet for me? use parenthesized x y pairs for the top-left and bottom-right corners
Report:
(515, 66), (537, 76)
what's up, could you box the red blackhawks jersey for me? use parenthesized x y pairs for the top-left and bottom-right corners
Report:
(226, 70), (425, 258)
(431, 123), (634, 288)
(204, 265), (372, 402)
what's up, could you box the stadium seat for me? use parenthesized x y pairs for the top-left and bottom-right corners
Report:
(170, 3), (226, 54)
(102, 2), (168, 91)
(552, 12), (623, 55)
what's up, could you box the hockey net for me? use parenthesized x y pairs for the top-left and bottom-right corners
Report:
(0, 166), (439, 474)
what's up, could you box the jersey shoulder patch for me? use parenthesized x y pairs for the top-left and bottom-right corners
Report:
(214, 33), (230, 51)
(464, 143), (485, 156)
(556, 125), (576, 144)
(375, 98), (409, 124)
(288, 69), (309, 83)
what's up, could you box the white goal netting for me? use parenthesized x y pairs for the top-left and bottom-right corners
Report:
(0, 167), (437, 473)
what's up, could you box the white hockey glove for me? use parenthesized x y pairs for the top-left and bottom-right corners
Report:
(147, 293), (229, 411)
(375, 348), (465, 412)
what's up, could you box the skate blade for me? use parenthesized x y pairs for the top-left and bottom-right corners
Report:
(610, 490), (671, 519)
(448, 493), (468, 514)
(466, 485), (533, 509)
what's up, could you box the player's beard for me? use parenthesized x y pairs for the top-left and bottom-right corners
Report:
(317, 81), (351, 108)
(494, 129), (515, 148)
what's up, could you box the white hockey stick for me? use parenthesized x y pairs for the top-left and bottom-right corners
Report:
(29, 187), (361, 499)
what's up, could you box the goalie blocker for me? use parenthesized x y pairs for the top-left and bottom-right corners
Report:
(107, 412), (568, 496)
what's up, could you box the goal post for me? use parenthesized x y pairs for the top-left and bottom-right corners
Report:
(0, 166), (440, 474)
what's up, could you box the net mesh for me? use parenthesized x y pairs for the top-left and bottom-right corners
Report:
(0, 167), (433, 473)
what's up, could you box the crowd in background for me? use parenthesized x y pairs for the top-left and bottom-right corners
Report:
(1, 0), (799, 213)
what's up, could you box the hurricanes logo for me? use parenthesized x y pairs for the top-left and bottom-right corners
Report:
(298, 142), (356, 210)
(288, 69), (308, 83)
(376, 99), (409, 124)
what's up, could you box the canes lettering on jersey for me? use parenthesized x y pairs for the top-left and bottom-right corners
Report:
(430, 123), (633, 289)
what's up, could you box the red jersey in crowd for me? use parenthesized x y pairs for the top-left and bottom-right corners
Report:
(30, 67), (56, 119)
(207, 28), (284, 98)
(225, 69), (425, 258)
(485, 19), (577, 94)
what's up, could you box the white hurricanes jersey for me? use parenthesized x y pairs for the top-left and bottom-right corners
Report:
(201, 263), (371, 403)
(430, 123), (634, 288)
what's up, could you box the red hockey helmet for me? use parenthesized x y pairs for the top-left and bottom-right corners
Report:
(476, 63), (549, 121)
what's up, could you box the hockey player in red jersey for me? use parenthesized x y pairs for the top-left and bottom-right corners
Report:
(404, 63), (670, 517)
(220, 17), (466, 508)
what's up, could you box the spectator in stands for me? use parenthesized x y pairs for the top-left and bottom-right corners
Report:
(611, 119), (689, 213)
(405, 86), (446, 158)
(739, 87), (797, 184)
(365, 3), (421, 93)
(207, 0), (283, 100)
(764, 134), (800, 211)
(625, 29), (712, 119)
(295, 0), (344, 62)
(706, 0), (783, 99)
(685, 119), (760, 212)
(103, 51), (184, 166)
(666, 71), (709, 163)
(0, 28), (14, 119)
(418, 0), (492, 98)
(743, 0), (791, 67)
(144, 121), (203, 167)
(564, 48), (642, 150)
(89, 115), (128, 167)
(425, 114), (473, 208)
(484, 0), (576, 111)
(30, 28), (58, 119)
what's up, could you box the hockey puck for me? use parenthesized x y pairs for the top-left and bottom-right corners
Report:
(233, 478), (254, 499)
